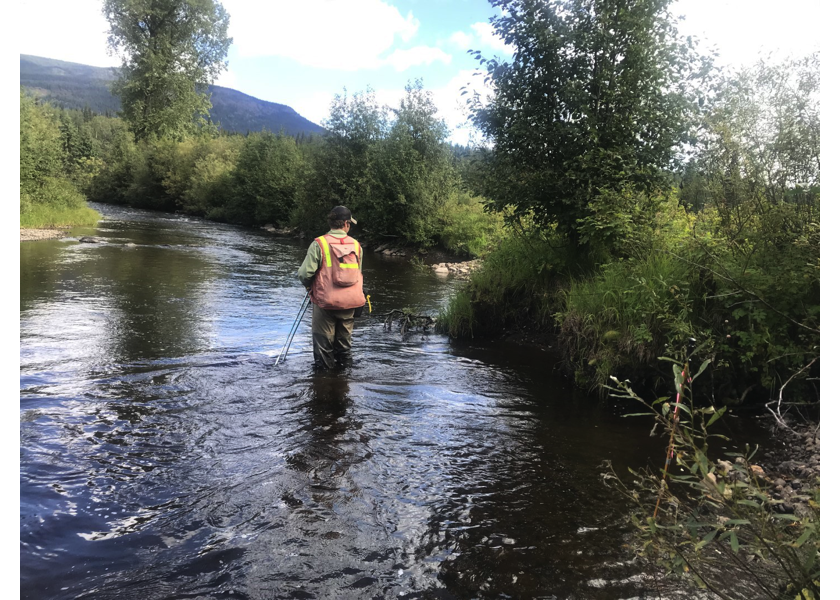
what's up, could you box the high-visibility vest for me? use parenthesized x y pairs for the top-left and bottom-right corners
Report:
(310, 234), (365, 310)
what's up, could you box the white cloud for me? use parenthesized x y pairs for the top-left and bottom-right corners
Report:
(673, 0), (819, 68)
(398, 11), (421, 42)
(428, 69), (494, 146)
(449, 31), (474, 50)
(19, 0), (117, 67)
(213, 68), (237, 89)
(470, 22), (514, 55)
(228, 0), (423, 71)
(384, 47), (451, 72)
(291, 91), (339, 127)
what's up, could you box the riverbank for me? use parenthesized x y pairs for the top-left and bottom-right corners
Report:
(755, 418), (820, 515)
(20, 228), (68, 242)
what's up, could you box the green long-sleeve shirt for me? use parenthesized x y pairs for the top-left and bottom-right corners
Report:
(297, 229), (363, 288)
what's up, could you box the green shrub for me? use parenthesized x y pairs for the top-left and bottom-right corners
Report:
(226, 131), (304, 225)
(556, 251), (695, 385)
(683, 202), (820, 402)
(438, 191), (504, 257)
(437, 223), (571, 337)
(435, 287), (476, 337)
(20, 90), (102, 227)
(604, 356), (819, 600)
(181, 136), (241, 216)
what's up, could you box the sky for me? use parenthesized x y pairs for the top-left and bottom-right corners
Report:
(18, 0), (822, 146)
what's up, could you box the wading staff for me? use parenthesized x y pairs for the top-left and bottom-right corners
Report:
(653, 339), (695, 519)
(274, 293), (311, 366)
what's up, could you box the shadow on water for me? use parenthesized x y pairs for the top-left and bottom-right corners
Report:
(22, 204), (764, 599)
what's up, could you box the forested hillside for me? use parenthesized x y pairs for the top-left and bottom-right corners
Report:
(20, 54), (324, 137)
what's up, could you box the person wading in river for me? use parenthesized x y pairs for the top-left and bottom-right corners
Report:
(298, 206), (365, 369)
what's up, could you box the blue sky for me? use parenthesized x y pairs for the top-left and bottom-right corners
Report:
(19, 0), (821, 145)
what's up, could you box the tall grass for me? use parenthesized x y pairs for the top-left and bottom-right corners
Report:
(20, 204), (101, 229)
(437, 192), (705, 386)
(20, 177), (102, 229)
(556, 251), (695, 386)
(436, 228), (571, 337)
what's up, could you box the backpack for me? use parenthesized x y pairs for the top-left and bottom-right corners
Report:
(320, 235), (361, 287)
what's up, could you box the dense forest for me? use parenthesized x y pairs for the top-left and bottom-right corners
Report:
(19, 81), (501, 254)
(20, 0), (820, 592)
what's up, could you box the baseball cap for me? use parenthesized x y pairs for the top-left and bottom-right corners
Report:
(328, 206), (357, 224)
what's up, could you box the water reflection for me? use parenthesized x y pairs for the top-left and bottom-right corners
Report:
(290, 372), (361, 510)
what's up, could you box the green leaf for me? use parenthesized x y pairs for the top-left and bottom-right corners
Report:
(706, 407), (727, 428)
(773, 514), (801, 522)
(794, 529), (813, 547)
(673, 364), (684, 390)
(737, 500), (761, 509)
(694, 359), (711, 379)
(657, 357), (683, 365)
(730, 531), (740, 553)
(673, 402), (692, 415)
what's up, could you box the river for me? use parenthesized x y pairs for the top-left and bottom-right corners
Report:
(22, 203), (704, 599)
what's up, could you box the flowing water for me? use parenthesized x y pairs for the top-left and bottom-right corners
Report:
(22, 204), (709, 599)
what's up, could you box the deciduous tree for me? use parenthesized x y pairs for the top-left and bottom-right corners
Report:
(373, 81), (455, 245)
(103, 0), (232, 141)
(469, 0), (705, 247)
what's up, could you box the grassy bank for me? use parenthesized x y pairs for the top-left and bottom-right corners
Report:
(20, 204), (101, 229)
(438, 193), (820, 405)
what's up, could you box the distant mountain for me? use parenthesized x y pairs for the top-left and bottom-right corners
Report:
(20, 54), (325, 137)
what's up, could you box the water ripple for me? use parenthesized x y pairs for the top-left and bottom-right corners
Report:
(21, 204), (679, 599)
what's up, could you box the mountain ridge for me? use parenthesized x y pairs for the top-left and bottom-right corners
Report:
(20, 54), (325, 137)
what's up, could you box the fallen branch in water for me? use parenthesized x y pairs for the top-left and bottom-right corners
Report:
(765, 357), (819, 434)
(383, 309), (435, 335)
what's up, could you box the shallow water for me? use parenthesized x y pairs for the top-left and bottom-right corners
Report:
(22, 204), (701, 599)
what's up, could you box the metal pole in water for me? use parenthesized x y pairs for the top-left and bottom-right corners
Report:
(275, 294), (311, 366)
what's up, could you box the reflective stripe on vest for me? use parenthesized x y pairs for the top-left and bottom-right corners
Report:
(317, 236), (331, 268)
(318, 236), (361, 269)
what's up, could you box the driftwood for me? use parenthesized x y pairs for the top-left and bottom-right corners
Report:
(383, 309), (435, 335)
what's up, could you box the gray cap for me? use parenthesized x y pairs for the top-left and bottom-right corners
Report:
(328, 205), (357, 224)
